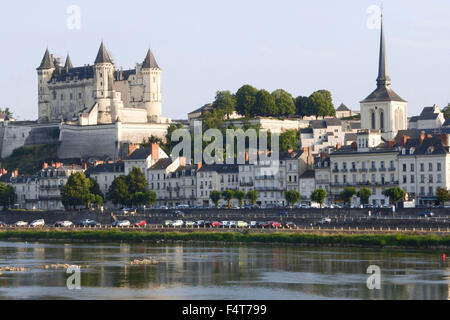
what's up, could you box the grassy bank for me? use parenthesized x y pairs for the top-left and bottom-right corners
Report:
(1, 229), (450, 248)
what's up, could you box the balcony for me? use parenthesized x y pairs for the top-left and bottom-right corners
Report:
(240, 182), (254, 187)
(370, 168), (377, 172)
(359, 168), (368, 173)
(255, 175), (275, 180)
(332, 169), (339, 173)
(350, 168), (357, 172)
(341, 169), (348, 172)
(388, 167), (396, 171)
(379, 168), (386, 172)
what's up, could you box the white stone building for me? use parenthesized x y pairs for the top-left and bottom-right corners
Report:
(409, 105), (445, 130)
(85, 162), (124, 196)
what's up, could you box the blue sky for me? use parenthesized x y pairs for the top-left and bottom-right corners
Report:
(1, 0), (450, 120)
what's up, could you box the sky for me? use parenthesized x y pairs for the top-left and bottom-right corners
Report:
(0, 0), (449, 121)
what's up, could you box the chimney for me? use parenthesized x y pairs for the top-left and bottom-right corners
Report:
(387, 140), (395, 148)
(13, 169), (18, 177)
(245, 151), (249, 162)
(179, 156), (186, 167)
(402, 135), (410, 147)
(288, 147), (294, 154)
(128, 144), (140, 156)
(151, 143), (160, 160)
(43, 162), (48, 169)
(1, 168), (7, 176)
(55, 162), (61, 169)
(196, 163), (203, 170)
(83, 163), (87, 170)
(419, 131), (425, 145)
(436, 134), (449, 146)
(427, 133), (432, 139)
(336, 143), (342, 150)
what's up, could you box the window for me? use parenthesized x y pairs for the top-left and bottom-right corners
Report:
(420, 163), (424, 172)
(437, 163), (442, 172)
(410, 164), (414, 172)
(437, 174), (442, 183)
(429, 163), (433, 172)
(410, 175), (415, 183)
(420, 175), (425, 183)
(403, 175), (407, 184)
(429, 175), (433, 183)
(402, 164), (407, 172)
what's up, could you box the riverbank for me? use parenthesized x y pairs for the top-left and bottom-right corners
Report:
(1, 229), (450, 248)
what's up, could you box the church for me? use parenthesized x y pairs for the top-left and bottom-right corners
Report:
(360, 16), (408, 140)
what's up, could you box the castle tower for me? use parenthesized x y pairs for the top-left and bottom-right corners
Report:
(64, 54), (73, 71)
(94, 41), (115, 124)
(37, 48), (55, 123)
(141, 49), (162, 122)
(360, 15), (407, 140)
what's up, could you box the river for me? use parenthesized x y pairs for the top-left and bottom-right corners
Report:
(0, 241), (449, 300)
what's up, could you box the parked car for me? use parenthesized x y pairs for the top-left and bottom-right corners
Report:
(249, 221), (258, 228)
(318, 218), (332, 224)
(271, 221), (282, 228)
(30, 219), (45, 228)
(229, 221), (237, 228)
(134, 220), (147, 227)
(417, 211), (435, 218)
(176, 204), (189, 209)
(158, 205), (169, 210)
(76, 219), (100, 227)
(164, 220), (173, 226)
(261, 221), (273, 228)
(54, 221), (73, 228)
(283, 221), (297, 228)
(173, 210), (185, 218)
(184, 221), (195, 227)
(194, 220), (205, 227)
(221, 221), (230, 228)
(171, 220), (184, 227)
(0, 221), (6, 227)
(112, 220), (131, 227)
(211, 221), (221, 228)
(15, 221), (28, 227)
(237, 221), (248, 228)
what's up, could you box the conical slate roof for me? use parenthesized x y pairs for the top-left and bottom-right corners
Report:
(95, 41), (113, 64)
(64, 54), (73, 70)
(361, 16), (406, 103)
(142, 49), (159, 69)
(37, 48), (55, 70)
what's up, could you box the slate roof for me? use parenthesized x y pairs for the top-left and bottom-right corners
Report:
(361, 86), (407, 103)
(85, 162), (124, 176)
(37, 48), (55, 70)
(149, 158), (173, 170)
(299, 170), (315, 179)
(142, 49), (159, 69)
(336, 103), (350, 112)
(126, 147), (152, 160)
(94, 42), (113, 64)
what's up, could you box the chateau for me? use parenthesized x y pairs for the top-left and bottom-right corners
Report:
(37, 42), (168, 125)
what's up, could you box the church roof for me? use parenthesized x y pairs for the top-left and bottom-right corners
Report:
(336, 103), (350, 111)
(142, 49), (159, 69)
(361, 16), (407, 104)
(95, 41), (113, 64)
(37, 48), (55, 70)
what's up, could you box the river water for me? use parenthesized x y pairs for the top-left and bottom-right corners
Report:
(0, 241), (449, 300)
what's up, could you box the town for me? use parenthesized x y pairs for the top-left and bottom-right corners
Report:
(0, 16), (449, 213)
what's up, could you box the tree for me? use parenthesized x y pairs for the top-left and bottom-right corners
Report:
(210, 190), (222, 208)
(147, 190), (157, 208)
(443, 105), (450, 120)
(254, 89), (277, 117)
(358, 188), (372, 205)
(311, 188), (327, 208)
(126, 167), (148, 195)
(234, 190), (245, 207)
(213, 90), (236, 119)
(0, 183), (16, 210)
(89, 178), (104, 199)
(236, 84), (258, 117)
(61, 172), (95, 210)
(93, 194), (103, 207)
(340, 187), (357, 205)
(308, 90), (335, 118)
(107, 175), (130, 207)
(222, 189), (235, 208)
(436, 187), (450, 205)
(295, 96), (310, 118)
(383, 187), (406, 206)
(285, 190), (300, 208)
(279, 129), (299, 152)
(246, 190), (258, 205)
(272, 89), (295, 116)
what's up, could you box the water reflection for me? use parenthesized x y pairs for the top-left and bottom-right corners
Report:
(0, 241), (449, 300)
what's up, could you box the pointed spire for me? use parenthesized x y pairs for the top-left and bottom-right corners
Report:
(37, 48), (55, 70)
(64, 54), (73, 70)
(142, 49), (159, 69)
(376, 15), (391, 88)
(95, 41), (113, 64)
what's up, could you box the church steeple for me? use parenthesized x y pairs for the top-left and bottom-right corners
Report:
(376, 15), (391, 88)
(95, 41), (113, 64)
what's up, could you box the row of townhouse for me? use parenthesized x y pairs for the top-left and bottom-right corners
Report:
(313, 130), (450, 206)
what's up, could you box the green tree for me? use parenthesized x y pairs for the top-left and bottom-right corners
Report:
(213, 90), (236, 119)
(210, 190), (222, 208)
(340, 187), (357, 205)
(234, 190), (245, 207)
(107, 175), (130, 207)
(358, 188), (372, 205)
(254, 89), (277, 117)
(279, 129), (299, 152)
(89, 178), (104, 199)
(222, 189), (235, 208)
(0, 183), (17, 210)
(126, 167), (148, 195)
(295, 96), (310, 118)
(246, 190), (258, 205)
(61, 172), (95, 210)
(94, 194), (103, 207)
(443, 105), (450, 120)
(285, 190), (301, 208)
(308, 90), (335, 118)
(236, 84), (258, 117)
(311, 188), (327, 208)
(383, 187), (406, 206)
(272, 89), (296, 116)
(436, 187), (450, 205)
